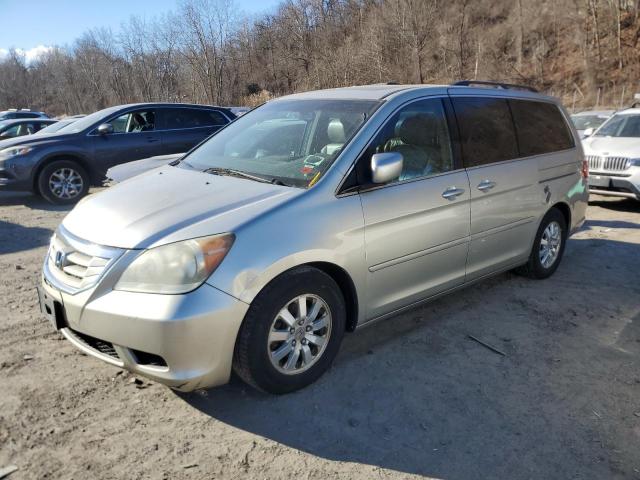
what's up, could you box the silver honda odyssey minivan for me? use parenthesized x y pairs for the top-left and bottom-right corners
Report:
(38, 82), (588, 394)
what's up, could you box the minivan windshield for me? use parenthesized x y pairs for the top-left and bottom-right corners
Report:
(594, 113), (640, 137)
(179, 99), (380, 188)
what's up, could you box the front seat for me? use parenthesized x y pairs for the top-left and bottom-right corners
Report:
(321, 119), (346, 155)
(386, 115), (441, 180)
(131, 113), (148, 132)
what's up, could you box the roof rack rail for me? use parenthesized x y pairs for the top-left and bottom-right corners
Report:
(452, 80), (538, 93)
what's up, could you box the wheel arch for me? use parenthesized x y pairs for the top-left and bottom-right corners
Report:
(306, 261), (359, 332)
(550, 201), (571, 229)
(239, 261), (360, 333)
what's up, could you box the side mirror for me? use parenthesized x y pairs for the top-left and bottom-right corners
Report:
(582, 127), (594, 138)
(97, 123), (114, 135)
(371, 152), (403, 184)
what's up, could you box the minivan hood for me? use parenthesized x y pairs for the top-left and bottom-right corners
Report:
(582, 136), (640, 158)
(62, 166), (299, 249)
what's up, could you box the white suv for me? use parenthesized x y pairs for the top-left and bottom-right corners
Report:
(582, 108), (640, 200)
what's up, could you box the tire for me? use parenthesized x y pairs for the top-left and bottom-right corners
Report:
(515, 208), (567, 279)
(37, 160), (89, 205)
(233, 266), (346, 394)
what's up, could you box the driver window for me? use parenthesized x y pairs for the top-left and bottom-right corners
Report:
(359, 98), (453, 185)
(110, 110), (156, 133)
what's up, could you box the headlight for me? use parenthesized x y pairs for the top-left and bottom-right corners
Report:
(114, 234), (235, 294)
(0, 146), (34, 159)
(630, 158), (640, 166)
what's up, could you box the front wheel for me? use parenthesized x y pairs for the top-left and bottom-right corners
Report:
(37, 160), (89, 205)
(233, 267), (346, 394)
(515, 208), (567, 279)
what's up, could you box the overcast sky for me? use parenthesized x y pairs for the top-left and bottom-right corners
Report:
(0, 0), (281, 61)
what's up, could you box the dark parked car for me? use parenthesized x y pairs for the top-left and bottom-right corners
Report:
(0, 103), (234, 204)
(0, 119), (57, 139)
(0, 109), (49, 120)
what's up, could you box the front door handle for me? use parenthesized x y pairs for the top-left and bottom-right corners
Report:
(477, 179), (496, 192)
(146, 137), (160, 143)
(442, 186), (465, 200)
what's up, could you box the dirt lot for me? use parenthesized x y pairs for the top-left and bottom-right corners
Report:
(0, 190), (639, 480)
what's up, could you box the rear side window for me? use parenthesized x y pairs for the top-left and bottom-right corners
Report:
(163, 108), (228, 130)
(509, 100), (574, 156)
(451, 97), (518, 167)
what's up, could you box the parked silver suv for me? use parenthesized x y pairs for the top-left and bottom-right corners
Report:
(39, 82), (588, 394)
(582, 107), (640, 200)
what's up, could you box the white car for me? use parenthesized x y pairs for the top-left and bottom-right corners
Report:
(582, 107), (640, 200)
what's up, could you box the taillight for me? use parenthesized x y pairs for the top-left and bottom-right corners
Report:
(581, 159), (589, 179)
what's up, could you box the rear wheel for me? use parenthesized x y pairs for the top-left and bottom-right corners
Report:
(37, 160), (89, 205)
(515, 208), (567, 279)
(233, 267), (346, 394)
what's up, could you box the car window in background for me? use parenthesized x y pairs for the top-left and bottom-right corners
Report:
(452, 97), (518, 167)
(571, 115), (609, 130)
(163, 108), (228, 129)
(179, 99), (379, 188)
(510, 100), (574, 156)
(595, 114), (640, 137)
(110, 110), (156, 133)
(0, 124), (21, 137)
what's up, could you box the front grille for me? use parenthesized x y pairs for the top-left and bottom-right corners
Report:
(603, 156), (630, 171)
(45, 227), (123, 294)
(587, 155), (630, 172)
(68, 329), (119, 359)
(586, 155), (602, 170)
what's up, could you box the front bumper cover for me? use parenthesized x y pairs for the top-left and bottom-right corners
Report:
(41, 274), (249, 391)
(589, 173), (640, 200)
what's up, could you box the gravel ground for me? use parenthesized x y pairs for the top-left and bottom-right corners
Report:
(0, 191), (639, 480)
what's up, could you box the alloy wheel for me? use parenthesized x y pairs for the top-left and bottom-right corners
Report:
(539, 220), (562, 269)
(48, 167), (84, 200)
(267, 294), (332, 375)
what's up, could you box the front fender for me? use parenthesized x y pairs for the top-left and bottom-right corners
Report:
(206, 192), (367, 324)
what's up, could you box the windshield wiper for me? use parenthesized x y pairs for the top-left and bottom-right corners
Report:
(203, 167), (294, 187)
(203, 167), (275, 184)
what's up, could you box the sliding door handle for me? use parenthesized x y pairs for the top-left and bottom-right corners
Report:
(477, 180), (496, 192)
(442, 186), (465, 200)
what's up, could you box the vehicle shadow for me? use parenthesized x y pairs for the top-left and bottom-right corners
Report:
(582, 218), (639, 230)
(0, 219), (53, 254)
(589, 196), (640, 213)
(0, 191), (73, 212)
(177, 237), (640, 479)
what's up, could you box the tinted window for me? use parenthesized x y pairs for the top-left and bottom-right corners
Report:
(510, 100), (574, 155)
(452, 97), (518, 167)
(163, 108), (228, 129)
(14, 112), (40, 118)
(356, 98), (454, 184)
